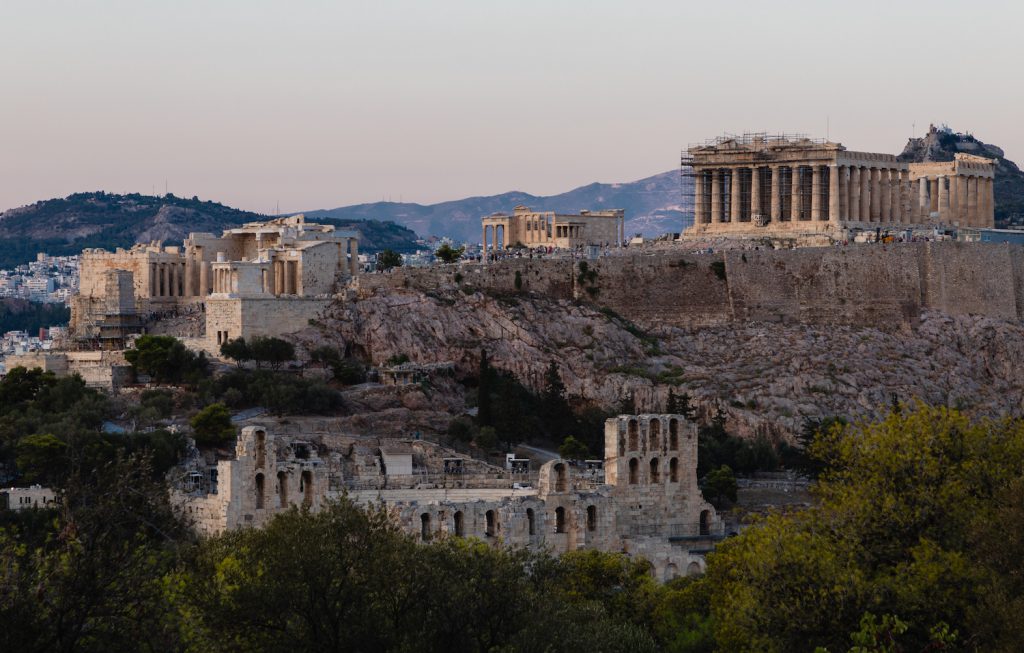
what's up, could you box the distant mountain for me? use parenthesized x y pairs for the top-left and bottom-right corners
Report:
(305, 170), (689, 243)
(898, 125), (1024, 227)
(0, 192), (420, 269)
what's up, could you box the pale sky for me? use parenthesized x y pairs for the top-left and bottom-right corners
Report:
(1, 0), (1020, 214)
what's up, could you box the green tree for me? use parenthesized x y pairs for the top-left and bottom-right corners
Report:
(248, 336), (295, 370)
(541, 361), (570, 431)
(189, 402), (235, 446)
(700, 464), (737, 506)
(124, 335), (208, 384)
(219, 336), (251, 366)
(435, 242), (465, 264)
(475, 425), (498, 452)
(14, 433), (67, 484)
(559, 435), (590, 461)
(376, 248), (403, 271)
(667, 389), (697, 420)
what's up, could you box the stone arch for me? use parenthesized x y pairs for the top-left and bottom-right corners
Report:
(454, 510), (465, 537)
(699, 510), (710, 536)
(277, 470), (288, 507)
(669, 457), (679, 483)
(555, 506), (566, 533)
(687, 561), (702, 576)
(665, 563), (679, 581)
(420, 513), (431, 541)
(527, 508), (535, 536)
(255, 472), (265, 509)
(669, 419), (679, 450)
(649, 419), (661, 450)
(628, 457), (639, 484)
(628, 419), (638, 451)
(586, 505), (597, 532)
(650, 457), (660, 483)
(301, 470), (313, 507)
(255, 430), (266, 469)
(554, 462), (567, 492)
(485, 510), (496, 537)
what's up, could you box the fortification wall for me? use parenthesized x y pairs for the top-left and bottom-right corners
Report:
(356, 242), (1024, 329)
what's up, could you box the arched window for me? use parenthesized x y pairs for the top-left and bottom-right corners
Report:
(699, 510), (710, 536)
(669, 458), (679, 482)
(669, 419), (679, 450)
(555, 507), (566, 533)
(527, 508), (535, 536)
(650, 457), (660, 483)
(485, 510), (496, 537)
(665, 563), (679, 581)
(628, 420), (638, 451)
(586, 505), (597, 532)
(628, 458), (639, 485)
(255, 473), (265, 509)
(255, 430), (266, 469)
(687, 561), (702, 576)
(301, 470), (313, 508)
(420, 513), (431, 541)
(277, 471), (288, 507)
(649, 419), (661, 450)
(454, 511), (465, 537)
(554, 463), (567, 493)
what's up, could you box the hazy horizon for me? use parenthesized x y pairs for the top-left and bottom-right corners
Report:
(2, 0), (1021, 215)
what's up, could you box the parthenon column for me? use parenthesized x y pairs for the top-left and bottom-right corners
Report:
(811, 166), (823, 221)
(984, 177), (995, 226)
(849, 167), (861, 222)
(949, 175), (960, 224)
(955, 176), (967, 224)
(918, 177), (929, 221)
(710, 170), (722, 224)
(860, 167), (871, 222)
(879, 170), (891, 221)
(730, 169), (741, 223)
(693, 173), (705, 226)
(870, 168), (881, 222)
(827, 165), (839, 222)
(770, 167), (781, 222)
(965, 177), (977, 226)
(750, 168), (762, 222)
(790, 167), (801, 220)
(938, 176), (950, 222)
(890, 171), (902, 223)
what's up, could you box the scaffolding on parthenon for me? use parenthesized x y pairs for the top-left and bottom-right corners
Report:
(680, 132), (837, 231)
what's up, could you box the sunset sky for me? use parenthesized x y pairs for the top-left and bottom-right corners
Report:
(1, 0), (1019, 214)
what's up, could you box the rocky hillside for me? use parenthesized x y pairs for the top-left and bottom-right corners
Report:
(898, 124), (1024, 227)
(0, 192), (420, 269)
(305, 170), (689, 243)
(296, 287), (1024, 442)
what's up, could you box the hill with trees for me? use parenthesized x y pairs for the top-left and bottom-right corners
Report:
(0, 192), (419, 269)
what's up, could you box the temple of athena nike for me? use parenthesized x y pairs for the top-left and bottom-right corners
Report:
(682, 133), (995, 238)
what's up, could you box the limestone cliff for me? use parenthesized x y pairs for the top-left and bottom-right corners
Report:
(298, 286), (1024, 442)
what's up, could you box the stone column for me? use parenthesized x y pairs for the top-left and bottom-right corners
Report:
(710, 170), (722, 224)
(693, 172), (704, 226)
(929, 179), (939, 214)
(149, 263), (157, 297)
(751, 167), (762, 223)
(869, 168), (880, 222)
(860, 167), (871, 222)
(849, 167), (861, 222)
(965, 177), (978, 226)
(827, 165), (839, 222)
(840, 166), (849, 221)
(770, 167), (782, 222)
(985, 177), (995, 226)
(918, 177), (928, 220)
(199, 261), (209, 296)
(890, 171), (902, 223)
(281, 259), (290, 295)
(879, 170), (891, 222)
(350, 238), (359, 276)
(482, 226), (487, 261)
(949, 174), (960, 224)
(811, 166), (823, 221)
(159, 263), (168, 297)
(730, 169), (741, 223)
(957, 176), (968, 225)
(938, 176), (950, 222)
(185, 256), (195, 297)
(790, 166), (801, 221)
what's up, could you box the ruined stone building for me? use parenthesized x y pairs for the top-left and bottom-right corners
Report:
(682, 133), (995, 238)
(481, 205), (625, 256)
(70, 215), (359, 348)
(172, 414), (723, 581)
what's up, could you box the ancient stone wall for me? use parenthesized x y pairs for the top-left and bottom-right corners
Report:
(357, 242), (1024, 329)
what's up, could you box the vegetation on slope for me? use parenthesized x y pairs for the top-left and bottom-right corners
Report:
(0, 298), (70, 334)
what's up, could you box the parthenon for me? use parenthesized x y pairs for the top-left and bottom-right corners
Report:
(682, 133), (996, 238)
